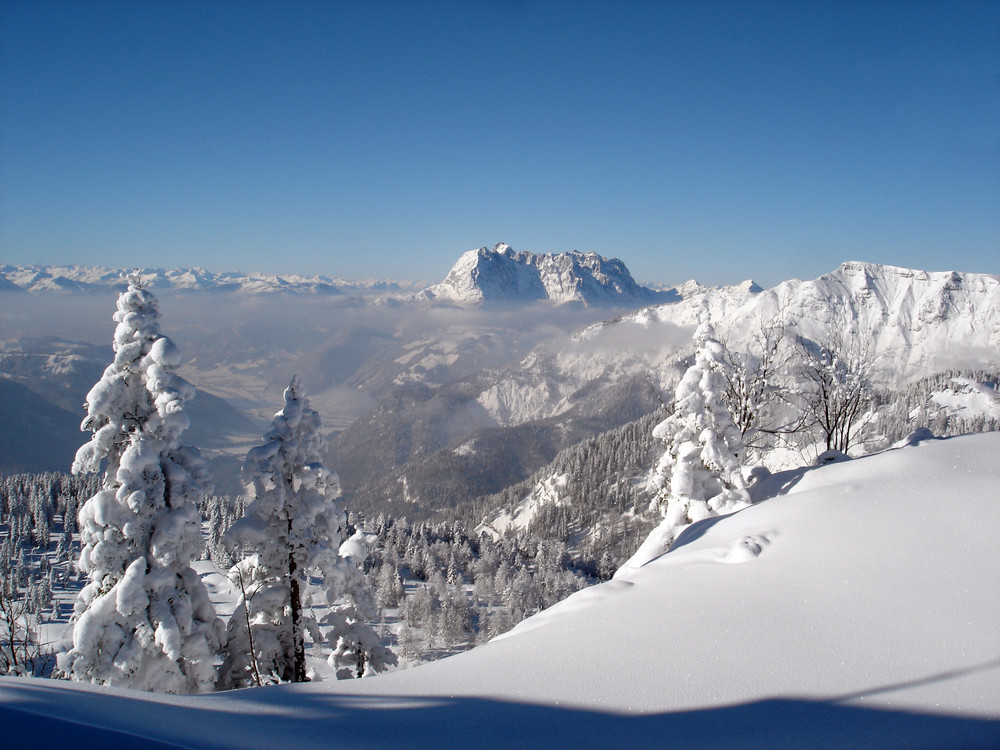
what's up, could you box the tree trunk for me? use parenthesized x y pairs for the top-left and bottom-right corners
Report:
(288, 516), (307, 682)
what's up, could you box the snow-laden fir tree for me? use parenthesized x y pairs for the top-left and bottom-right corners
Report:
(325, 529), (397, 678)
(220, 378), (394, 687)
(620, 320), (751, 572)
(58, 273), (223, 693)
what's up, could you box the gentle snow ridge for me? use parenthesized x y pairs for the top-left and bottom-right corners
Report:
(2, 431), (998, 748)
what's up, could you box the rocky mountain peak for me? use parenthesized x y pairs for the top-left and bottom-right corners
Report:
(421, 244), (667, 306)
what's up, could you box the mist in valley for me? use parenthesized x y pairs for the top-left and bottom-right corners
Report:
(1, 288), (657, 483)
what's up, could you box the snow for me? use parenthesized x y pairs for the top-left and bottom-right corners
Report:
(452, 439), (477, 456)
(0, 265), (414, 295)
(4, 431), (999, 747)
(929, 377), (1000, 421)
(475, 474), (569, 539)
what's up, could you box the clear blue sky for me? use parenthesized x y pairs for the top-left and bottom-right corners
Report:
(1, 0), (997, 287)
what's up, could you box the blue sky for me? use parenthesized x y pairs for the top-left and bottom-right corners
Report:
(1, 0), (997, 287)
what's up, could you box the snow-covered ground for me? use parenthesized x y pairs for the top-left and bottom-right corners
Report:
(3, 431), (999, 748)
(929, 377), (1000, 421)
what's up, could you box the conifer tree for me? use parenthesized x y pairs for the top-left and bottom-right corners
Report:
(221, 378), (394, 686)
(58, 273), (223, 693)
(622, 321), (750, 571)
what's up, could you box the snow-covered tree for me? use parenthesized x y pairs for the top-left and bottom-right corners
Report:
(325, 529), (397, 678)
(623, 321), (751, 571)
(794, 328), (874, 454)
(220, 378), (394, 687)
(58, 273), (223, 693)
(720, 316), (798, 458)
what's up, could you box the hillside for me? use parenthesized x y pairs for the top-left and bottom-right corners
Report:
(0, 380), (87, 473)
(465, 367), (1000, 564)
(0, 337), (260, 477)
(2, 431), (997, 748)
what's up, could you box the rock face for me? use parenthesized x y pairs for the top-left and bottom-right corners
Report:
(420, 243), (668, 306)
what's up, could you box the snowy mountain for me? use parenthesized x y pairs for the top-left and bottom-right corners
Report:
(4, 259), (998, 507)
(0, 264), (411, 294)
(3, 431), (998, 748)
(474, 261), (1000, 428)
(324, 260), (1000, 515)
(416, 243), (671, 306)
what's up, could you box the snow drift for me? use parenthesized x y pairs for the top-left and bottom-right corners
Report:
(2, 431), (998, 748)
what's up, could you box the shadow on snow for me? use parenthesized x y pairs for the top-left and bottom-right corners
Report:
(2, 664), (999, 750)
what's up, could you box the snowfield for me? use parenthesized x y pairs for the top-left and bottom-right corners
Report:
(2, 432), (999, 748)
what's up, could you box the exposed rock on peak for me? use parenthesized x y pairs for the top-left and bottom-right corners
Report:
(418, 243), (667, 307)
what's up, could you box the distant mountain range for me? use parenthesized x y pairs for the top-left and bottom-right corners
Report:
(3, 252), (998, 513)
(0, 265), (410, 295)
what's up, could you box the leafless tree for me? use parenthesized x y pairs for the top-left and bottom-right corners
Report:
(0, 580), (44, 676)
(720, 315), (801, 458)
(794, 326), (874, 454)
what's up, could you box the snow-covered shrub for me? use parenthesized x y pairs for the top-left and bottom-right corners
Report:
(58, 273), (223, 693)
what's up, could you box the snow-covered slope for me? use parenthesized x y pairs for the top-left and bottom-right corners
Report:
(417, 243), (670, 306)
(476, 262), (1000, 427)
(3, 431), (998, 749)
(928, 376), (1000, 421)
(0, 265), (410, 294)
(475, 472), (571, 539)
(739, 262), (999, 376)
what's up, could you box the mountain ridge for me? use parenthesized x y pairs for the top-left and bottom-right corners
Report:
(471, 260), (1000, 429)
(0, 264), (414, 295)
